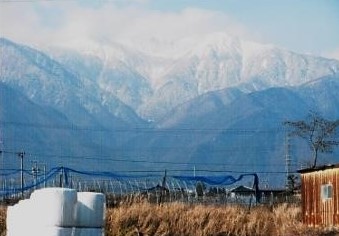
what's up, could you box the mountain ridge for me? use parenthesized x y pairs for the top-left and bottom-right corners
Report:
(1, 37), (339, 186)
(41, 33), (339, 120)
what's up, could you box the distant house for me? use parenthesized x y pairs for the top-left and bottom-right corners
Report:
(230, 185), (255, 196)
(298, 164), (339, 227)
(230, 185), (285, 204)
(146, 184), (169, 194)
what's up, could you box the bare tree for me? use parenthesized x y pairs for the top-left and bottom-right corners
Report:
(286, 174), (300, 194)
(284, 112), (339, 168)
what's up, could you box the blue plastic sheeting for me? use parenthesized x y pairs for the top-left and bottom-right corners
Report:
(171, 173), (261, 203)
(0, 167), (163, 196)
(0, 169), (21, 176)
(171, 173), (258, 186)
(0, 167), (62, 196)
(0, 167), (260, 201)
(63, 167), (162, 179)
(0, 169), (45, 177)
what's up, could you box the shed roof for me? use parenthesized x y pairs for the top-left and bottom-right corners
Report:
(230, 185), (254, 193)
(298, 164), (339, 174)
(147, 184), (169, 192)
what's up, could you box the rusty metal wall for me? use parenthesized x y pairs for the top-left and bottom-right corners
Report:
(301, 169), (339, 227)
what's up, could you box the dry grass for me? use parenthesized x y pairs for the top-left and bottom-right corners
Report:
(0, 206), (6, 236)
(104, 202), (339, 236)
(1, 203), (339, 236)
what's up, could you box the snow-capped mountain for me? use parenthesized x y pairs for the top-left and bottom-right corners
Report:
(1, 35), (339, 184)
(0, 38), (147, 128)
(47, 33), (339, 120)
(3, 33), (338, 122)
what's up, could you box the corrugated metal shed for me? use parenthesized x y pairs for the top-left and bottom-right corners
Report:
(298, 164), (339, 227)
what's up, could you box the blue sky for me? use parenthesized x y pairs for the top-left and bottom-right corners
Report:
(1, 0), (339, 59)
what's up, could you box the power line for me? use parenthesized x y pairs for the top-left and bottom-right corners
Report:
(0, 167), (296, 175)
(0, 121), (284, 134)
(0, 149), (301, 169)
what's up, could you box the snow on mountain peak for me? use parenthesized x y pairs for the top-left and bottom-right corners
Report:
(192, 33), (241, 55)
(2, 34), (339, 121)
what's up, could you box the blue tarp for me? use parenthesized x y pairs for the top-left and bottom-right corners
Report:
(171, 173), (258, 186)
(0, 167), (260, 202)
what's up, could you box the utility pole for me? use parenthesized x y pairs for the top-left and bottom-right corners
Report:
(285, 131), (292, 191)
(162, 170), (167, 188)
(18, 151), (25, 198)
(0, 128), (4, 196)
(43, 164), (46, 188)
(31, 160), (40, 190)
(59, 166), (64, 188)
(0, 149), (2, 198)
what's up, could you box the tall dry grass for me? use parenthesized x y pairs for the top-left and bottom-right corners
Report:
(105, 202), (338, 236)
(1, 203), (338, 236)
(0, 206), (6, 236)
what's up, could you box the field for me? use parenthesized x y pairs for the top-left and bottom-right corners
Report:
(1, 203), (338, 236)
(104, 202), (337, 236)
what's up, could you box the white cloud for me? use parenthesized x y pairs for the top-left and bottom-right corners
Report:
(324, 48), (339, 61)
(0, 2), (257, 49)
(0, 3), (42, 44)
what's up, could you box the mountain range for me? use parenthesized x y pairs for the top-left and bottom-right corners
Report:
(1, 34), (339, 187)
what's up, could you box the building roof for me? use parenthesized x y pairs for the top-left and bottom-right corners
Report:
(147, 184), (169, 192)
(230, 185), (254, 193)
(298, 164), (339, 174)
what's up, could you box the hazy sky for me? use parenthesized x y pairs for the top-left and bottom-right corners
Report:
(1, 0), (339, 59)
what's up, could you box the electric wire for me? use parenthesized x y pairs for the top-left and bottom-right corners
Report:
(0, 149), (301, 169)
